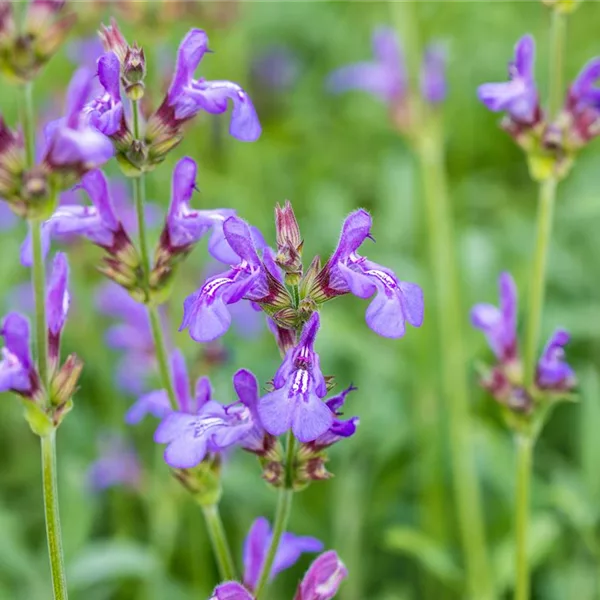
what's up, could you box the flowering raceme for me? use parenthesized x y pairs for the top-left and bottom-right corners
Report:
(477, 34), (600, 179)
(471, 272), (575, 415)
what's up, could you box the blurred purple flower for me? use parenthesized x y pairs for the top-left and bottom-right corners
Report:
(243, 517), (323, 591)
(96, 282), (158, 395)
(295, 551), (348, 600)
(421, 44), (447, 104)
(0, 202), (17, 230)
(251, 46), (300, 91)
(536, 329), (575, 391)
(0, 313), (37, 396)
(66, 36), (105, 70)
(87, 433), (142, 491)
(158, 28), (261, 142)
(328, 27), (406, 103)
(471, 272), (518, 364)
(311, 210), (424, 339)
(477, 35), (539, 124)
(258, 313), (333, 443)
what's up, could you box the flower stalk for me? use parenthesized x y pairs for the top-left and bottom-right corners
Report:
(253, 431), (296, 599)
(201, 504), (238, 581)
(514, 434), (533, 600)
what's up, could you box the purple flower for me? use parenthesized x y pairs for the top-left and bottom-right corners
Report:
(147, 352), (262, 469)
(21, 168), (129, 266)
(46, 253), (70, 370)
(565, 58), (600, 146)
(83, 52), (124, 136)
(328, 27), (406, 103)
(0, 313), (37, 396)
(536, 329), (575, 391)
(312, 210), (424, 339)
(251, 46), (300, 91)
(210, 582), (253, 600)
(307, 385), (359, 451)
(471, 272), (518, 364)
(477, 35), (539, 124)
(421, 44), (447, 104)
(96, 283), (157, 394)
(164, 29), (261, 142)
(87, 434), (142, 491)
(295, 551), (348, 600)
(42, 67), (114, 171)
(66, 36), (105, 70)
(163, 157), (237, 263)
(180, 216), (286, 343)
(0, 202), (17, 230)
(258, 313), (333, 443)
(243, 517), (323, 591)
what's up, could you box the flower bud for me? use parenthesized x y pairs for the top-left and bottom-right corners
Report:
(295, 551), (348, 600)
(50, 353), (83, 409)
(275, 200), (303, 281)
(98, 18), (128, 63)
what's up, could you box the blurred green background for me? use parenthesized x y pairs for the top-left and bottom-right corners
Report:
(1, 1), (600, 599)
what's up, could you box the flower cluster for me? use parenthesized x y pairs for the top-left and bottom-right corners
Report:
(90, 21), (261, 175)
(478, 34), (600, 180)
(209, 518), (347, 600)
(471, 272), (575, 419)
(0, 0), (76, 82)
(0, 253), (81, 434)
(327, 27), (447, 135)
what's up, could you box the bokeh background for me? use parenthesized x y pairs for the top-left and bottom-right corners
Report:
(1, 1), (599, 599)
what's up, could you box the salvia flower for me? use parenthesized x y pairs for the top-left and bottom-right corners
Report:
(478, 35), (539, 125)
(243, 517), (323, 591)
(152, 157), (237, 291)
(471, 272), (576, 415)
(180, 215), (289, 343)
(0, 0), (76, 82)
(258, 313), (333, 443)
(210, 582), (252, 600)
(294, 551), (348, 600)
(311, 210), (424, 339)
(0, 312), (38, 399)
(87, 433), (142, 492)
(46, 252), (70, 372)
(146, 28), (261, 165)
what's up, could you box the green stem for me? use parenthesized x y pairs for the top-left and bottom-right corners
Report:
(548, 9), (566, 120)
(31, 218), (49, 388)
(416, 116), (494, 600)
(21, 82), (36, 167)
(132, 174), (150, 291)
(148, 305), (177, 410)
(254, 432), (296, 599)
(514, 435), (533, 600)
(201, 504), (237, 581)
(42, 432), (68, 600)
(524, 177), (557, 386)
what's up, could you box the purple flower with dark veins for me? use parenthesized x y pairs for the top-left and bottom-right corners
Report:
(153, 28), (261, 142)
(477, 35), (540, 125)
(471, 272), (518, 364)
(258, 313), (333, 443)
(180, 216), (287, 343)
(327, 27), (406, 104)
(20, 168), (135, 267)
(96, 282), (157, 394)
(87, 433), (142, 492)
(243, 517), (323, 591)
(141, 350), (262, 469)
(536, 329), (575, 392)
(161, 156), (237, 263)
(294, 551), (348, 600)
(83, 51), (125, 136)
(311, 210), (424, 339)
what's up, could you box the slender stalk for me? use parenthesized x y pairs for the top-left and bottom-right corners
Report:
(416, 116), (493, 600)
(21, 83), (36, 167)
(548, 9), (566, 120)
(31, 219), (49, 387)
(254, 432), (295, 599)
(523, 177), (557, 386)
(133, 174), (151, 291)
(201, 504), (237, 581)
(42, 432), (68, 600)
(148, 305), (177, 410)
(514, 435), (533, 600)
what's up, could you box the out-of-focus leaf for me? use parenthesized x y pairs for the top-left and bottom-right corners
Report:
(68, 541), (162, 590)
(384, 527), (463, 588)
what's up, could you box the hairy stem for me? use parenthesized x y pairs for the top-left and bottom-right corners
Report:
(514, 435), (533, 600)
(42, 432), (69, 600)
(201, 504), (237, 581)
(416, 116), (493, 600)
(254, 432), (296, 599)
